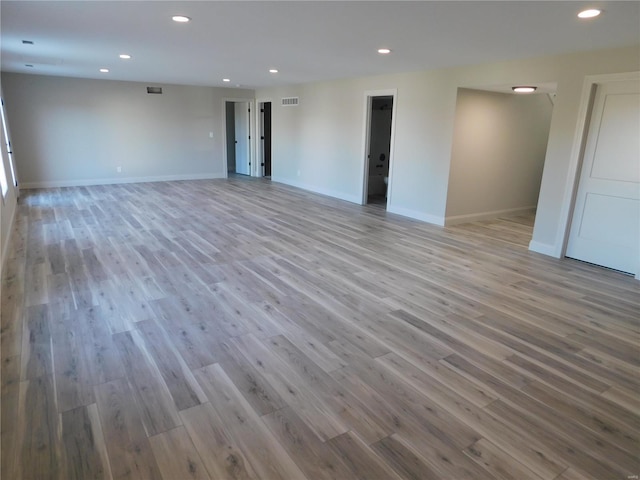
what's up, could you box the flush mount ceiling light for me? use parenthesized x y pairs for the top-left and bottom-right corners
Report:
(377, 48), (392, 54)
(223, 78), (230, 82)
(578, 8), (601, 18)
(512, 86), (537, 93)
(269, 69), (278, 73)
(119, 54), (131, 59)
(99, 68), (109, 73)
(172, 15), (191, 23)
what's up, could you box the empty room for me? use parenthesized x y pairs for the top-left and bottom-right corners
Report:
(1, 2), (639, 479)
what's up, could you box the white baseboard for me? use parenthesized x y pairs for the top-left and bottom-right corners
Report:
(445, 206), (536, 226)
(271, 177), (361, 204)
(386, 205), (445, 226)
(528, 240), (559, 258)
(20, 172), (226, 189)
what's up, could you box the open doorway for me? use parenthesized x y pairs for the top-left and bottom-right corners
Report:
(258, 101), (272, 177)
(445, 85), (555, 246)
(362, 93), (395, 207)
(225, 101), (251, 176)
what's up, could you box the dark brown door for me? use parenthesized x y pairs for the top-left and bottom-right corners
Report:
(263, 102), (272, 176)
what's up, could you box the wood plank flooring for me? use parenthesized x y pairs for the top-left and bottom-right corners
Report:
(2, 177), (639, 480)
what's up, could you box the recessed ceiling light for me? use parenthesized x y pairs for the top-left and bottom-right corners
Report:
(269, 69), (278, 73)
(119, 54), (131, 59)
(172, 15), (191, 23)
(578, 9), (601, 18)
(377, 48), (392, 54)
(99, 68), (109, 73)
(512, 86), (537, 93)
(223, 78), (230, 82)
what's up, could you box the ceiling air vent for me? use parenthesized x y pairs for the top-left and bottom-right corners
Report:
(281, 97), (299, 107)
(147, 86), (163, 94)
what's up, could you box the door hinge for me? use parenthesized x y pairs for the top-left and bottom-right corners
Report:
(261, 136), (265, 140)
(261, 163), (265, 166)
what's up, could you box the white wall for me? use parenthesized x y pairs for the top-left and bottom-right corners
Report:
(445, 88), (553, 223)
(1, 73), (253, 188)
(256, 45), (640, 254)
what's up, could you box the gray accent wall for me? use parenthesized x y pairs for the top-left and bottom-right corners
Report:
(1, 73), (253, 188)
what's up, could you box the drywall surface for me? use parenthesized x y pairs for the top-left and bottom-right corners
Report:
(257, 45), (640, 253)
(1, 73), (253, 187)
(445, 88), (553, 222)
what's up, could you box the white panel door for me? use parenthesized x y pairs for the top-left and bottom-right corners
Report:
(566, 79), (640, 274)
(234, 102), (250, 175)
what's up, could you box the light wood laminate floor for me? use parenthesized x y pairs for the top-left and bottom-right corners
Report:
(2, 177), (639, 480)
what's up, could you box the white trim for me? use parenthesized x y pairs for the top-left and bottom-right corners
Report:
(554, 71), (640, 259)
(20, 172), (225, 189)
(222, 97), (256, 178)
(387, 204), (445, 226)
(528, 240), (558, 257)
(445, 206), (536, 226)
(360, 89), (398, 206)
(272, 177), (361, 204)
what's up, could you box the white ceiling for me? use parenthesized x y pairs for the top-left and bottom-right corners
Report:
(1, 1), (639, 90)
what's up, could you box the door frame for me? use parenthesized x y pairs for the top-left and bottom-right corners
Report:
(0, 93), (18, 194)
(360, 89), (398, 206)
(222, 98), (256, 177)
(256, 97), (273, 178)
(557, 71), (640, 279)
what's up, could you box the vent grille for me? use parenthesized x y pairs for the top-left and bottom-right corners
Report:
(147, 86), (163, 94)
(281, 97), (299, 107)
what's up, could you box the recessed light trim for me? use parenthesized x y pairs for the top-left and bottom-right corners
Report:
(377, 48), (392, 54)
(172, 15), (191, 23)
(578, 9), (601, 18)
(512, 86), (537, 93)
(269, 69), (278, 73)
(119, 54), (132, 59)
(99, 68), (109, 73)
